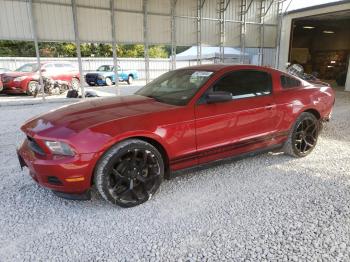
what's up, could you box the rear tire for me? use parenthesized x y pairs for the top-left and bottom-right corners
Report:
(94, 139), (164, 208)
(71, 77), (80, 90)
(127, 75), (133, 85)
(26, 81), (38, 96)
(283, 112), (320, 157)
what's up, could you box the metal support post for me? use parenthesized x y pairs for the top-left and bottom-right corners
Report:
(143, 0), (150, 83)
(29, 0), (45, 101)
(258, 0), (266, 66)
(275, 0), (284, 68)
(239, 0), (246, 63)
(171, 0), (177, 70)
(345, 55), (350, 91)
(197, 0), (205, 65)
(71, 0), (85, 98)
(110, 0), (120, 95)
(219, 0), (227, 63)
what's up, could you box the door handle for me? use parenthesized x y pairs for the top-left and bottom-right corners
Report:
(265, 104), (275, 110)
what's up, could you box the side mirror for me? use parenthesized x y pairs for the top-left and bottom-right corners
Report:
(206, 91), (232, 104)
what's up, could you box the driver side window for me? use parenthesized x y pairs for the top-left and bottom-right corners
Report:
(213, 70), (272, 99)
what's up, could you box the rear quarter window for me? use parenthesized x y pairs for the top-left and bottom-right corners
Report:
(212, 70), (273, 99)
(281, 75), (301, 89)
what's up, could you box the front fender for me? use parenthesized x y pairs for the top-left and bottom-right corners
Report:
(98, 130), (169, 157)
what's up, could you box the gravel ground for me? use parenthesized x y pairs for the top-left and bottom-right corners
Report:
(0, 91), (350, 261)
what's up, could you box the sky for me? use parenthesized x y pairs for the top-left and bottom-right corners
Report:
(283, 0), (344, 12)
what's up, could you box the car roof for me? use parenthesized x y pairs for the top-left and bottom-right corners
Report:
(177, 64), (276, 72)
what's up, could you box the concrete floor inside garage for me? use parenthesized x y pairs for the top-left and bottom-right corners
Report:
(0, 88), (350, 260)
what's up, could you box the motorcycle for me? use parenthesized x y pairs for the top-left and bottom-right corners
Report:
(286, 63), (330, 86)
(33, 76), (74, 98)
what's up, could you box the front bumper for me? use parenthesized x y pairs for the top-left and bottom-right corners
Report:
(86, 79), (109, 86)
(3, 81), (26, 94)
(17, 139), (97, 194)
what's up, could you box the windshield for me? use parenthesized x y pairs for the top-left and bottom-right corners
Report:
(136, 69), (213, 106)
(15, 63), (39, 72)
(97, 65), (113, 72)
(97, 65), (120, 72)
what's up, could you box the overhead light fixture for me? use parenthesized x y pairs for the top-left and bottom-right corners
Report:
(303, 26), (315, 29)
(330, 60), (336, 64)
(327, 65), (334, 68)
(323, 30), (335, 34)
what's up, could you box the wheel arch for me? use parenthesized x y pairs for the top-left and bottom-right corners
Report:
(286, 107), (322, 136)
(303, 108), (321, 119)
(90, 135), (171, 185)
(133, 136), (170, 176)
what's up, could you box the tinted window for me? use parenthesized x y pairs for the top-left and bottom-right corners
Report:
(280, 75), (301, 89)
(213, 70), (272, 99)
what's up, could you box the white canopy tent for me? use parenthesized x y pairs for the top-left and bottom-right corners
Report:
(175, 46), (250, 63)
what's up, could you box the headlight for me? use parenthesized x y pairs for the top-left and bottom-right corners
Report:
(44, 141), (75, 156)
(14, 76), (28, 82)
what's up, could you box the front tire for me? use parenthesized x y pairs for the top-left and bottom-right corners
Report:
(283, 112), (320, 157)
(27, 81), (38, 96)
(94, 139), (164, 207)
(105, 77), (113, 86)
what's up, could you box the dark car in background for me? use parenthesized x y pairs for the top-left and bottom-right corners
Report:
(1, 62), (80, 95)
(85, 65), (138, 86)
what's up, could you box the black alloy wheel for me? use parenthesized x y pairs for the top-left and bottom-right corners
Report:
(95, 139), (164, 207)
(283, 112), (319, 157)
(293, 118), (318, 155)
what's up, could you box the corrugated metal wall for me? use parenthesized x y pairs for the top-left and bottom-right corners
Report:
(0, 0), (33, 40)
(34, 1), (75, 41)
(0, 0), (279, 48)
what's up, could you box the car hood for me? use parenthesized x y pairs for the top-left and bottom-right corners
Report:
(3, 71), (34, 77)
(21, 95), (177, 139)
(86, 71), (112, 76)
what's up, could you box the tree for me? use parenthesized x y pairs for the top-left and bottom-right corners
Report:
(0, 40), (175, 58)
(0, 41), (35, 57)
(149, 45), (168, 58)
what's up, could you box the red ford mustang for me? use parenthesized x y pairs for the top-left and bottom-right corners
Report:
(17, 65), (335, 207)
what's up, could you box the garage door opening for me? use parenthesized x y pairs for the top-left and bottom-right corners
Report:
(289, 10), (350, 89)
